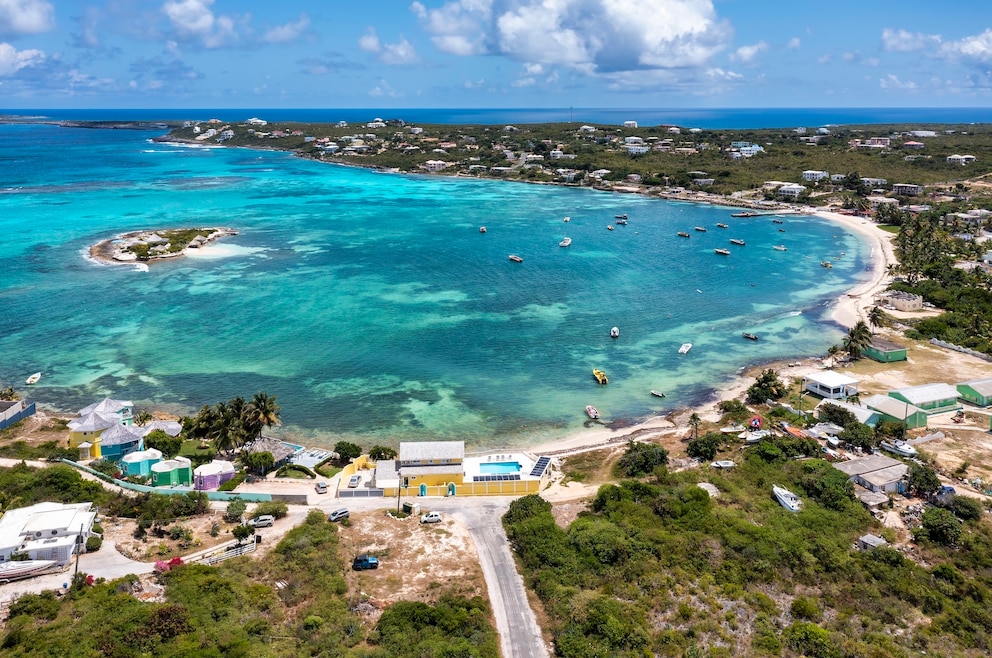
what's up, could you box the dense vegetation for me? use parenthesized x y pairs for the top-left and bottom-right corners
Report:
(180, 392), (281, 457)
(3, 510), (499, 657)
(504, 444), (992, 657)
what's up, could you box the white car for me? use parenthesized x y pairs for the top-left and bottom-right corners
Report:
(247, 515), (274, 528)
(347, 475), (361, 488)
(420, 511), (442, 524)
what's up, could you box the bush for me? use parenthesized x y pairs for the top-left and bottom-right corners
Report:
(617, 441), (668, 477)
(252, 501), (289, 519)
(218, 471), (247, 491)
(369, 445), (398, 461)
(274, 464), (316, 479)
(790, 596), (822, 621)
(334, 441), (362, 462)
(948, 495), (983, 522)
(746, 369), (786, 404)
(916, 507), (962, 546)
(225, 499), (247, 523)
(85, 536), (102, 552)
(687, 432), (721, 461)
(232, 524), (254, 543)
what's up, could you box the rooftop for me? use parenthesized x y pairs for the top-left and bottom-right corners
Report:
(399, 441), (464, 463)
(805, 371), (859, 388)
(891, 382), (960, 404)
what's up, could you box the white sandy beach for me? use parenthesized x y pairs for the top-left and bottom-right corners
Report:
(531, 207), (899, 457)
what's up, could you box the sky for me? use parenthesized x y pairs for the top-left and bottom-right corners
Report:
(1, 0), (991, 109)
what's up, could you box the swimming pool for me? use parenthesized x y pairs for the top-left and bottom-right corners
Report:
(479, 461), (522, 475)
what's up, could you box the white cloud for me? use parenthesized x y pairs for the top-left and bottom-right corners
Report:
(524, 62), (543, 74)
(415, 0), (730, 79)
(879, 73), (918, 90)
(939, 28), (992, 65)
(359, 28), (380, 52)
(705, 67), (742, 81)
(369, 79), (401, 97)
(161, 0), (237, 48)
(381, 37), (418, 65)
(511, 76), (535, 87)
(0, 0), (54, 35)
(463, 77), (485, 88)
(882, 28), (940, 52)
(263, 15), (309, 44)
(730, 41), (767, 63)
(0, 40), (44, 75)
(817, 54), (831, 64)
(787, 37), (800, 49)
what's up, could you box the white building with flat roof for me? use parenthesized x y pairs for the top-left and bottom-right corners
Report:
(0, 502), (97, 565)
(804, 372), (859, 399)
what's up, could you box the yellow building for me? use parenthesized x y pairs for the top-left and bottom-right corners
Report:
(66, 398), (135, 460)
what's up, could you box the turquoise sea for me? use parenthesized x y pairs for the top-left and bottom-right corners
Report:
(0, 124), (870, 448)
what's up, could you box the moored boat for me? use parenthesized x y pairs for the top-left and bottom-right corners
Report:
(678, 342), (692, 354)
(730, 239), (746, 246)
(773, 484), (803, 512)
(821, 261), (832, 268)
(720, 423), (744, 434)
(615, 218), (628, 225)
(694, 226), (707, 232)
(592, 368), (609, 385)
(479, 226), (487, 233)
(607, 225), (615, 231)
(610, 326), (620, 338)
(714, 248), (730, 255)
(772, 218), (784, 224)
(563, 216), (570, 222)
(650, 390), (666, 398)
(26, 372), (41, 385)
(585, 405), (600, 419)
(677, 231), (690, 238)
(742, 332), (759, 341)
(559, 237), (572, 247)
(508, 254), (523, 262)
(716, 223), (729, 228)
(773, 245), (787, 251)
(615, 214), (627, 220)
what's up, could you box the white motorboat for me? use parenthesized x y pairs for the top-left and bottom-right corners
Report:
(585, 405), (600, 419)
(610, 326), (619, 338)
(720, 424), (745, 434)
(26, 372), (41, 385)
(678, 343), (692, 354)
(773, 245), (787, 251)
(825, 435), (841, 449)
(0, 559), (56, 582)
(563, 216), (570, 222)
(773, 484), (802, 512)
(559, 237), (572, 247)
(650, 390), (666, 398)
(880, 440), (918, 457)
(711, 460), (735, 469)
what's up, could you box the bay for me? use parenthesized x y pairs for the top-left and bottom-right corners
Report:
(0, 124), (868, 448)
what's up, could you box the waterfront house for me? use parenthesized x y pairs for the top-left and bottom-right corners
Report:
(888, 383), (961, 415)
(0, 501), (97, 566)
(804, 372), (859, 400)
(863, 338), (908, 363)
(864, 394), (928, 429)
(777, 183), (807, 198)
(956, 377), (992, 407)
(877, 291), (923, 311)
(97, 423), (145, 461)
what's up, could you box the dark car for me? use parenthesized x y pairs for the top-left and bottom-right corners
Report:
(352, 554), (379, 570)
(328, 508), (350, 522)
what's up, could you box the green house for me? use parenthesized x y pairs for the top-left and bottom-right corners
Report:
(888, 383), (961, 415)
(864, 338), (908, 363)
(957, 378), (992, 407)
(864, 395), (929, 429)
(150, 457), (193, 487)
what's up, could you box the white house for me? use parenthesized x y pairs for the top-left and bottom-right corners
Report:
(0, 502), (97, 566)
(861, 177), (888, 187)
(947, 154), (976, 165)
(623, 120), (638, 128)
(739, 144), (764, 157)
(802, 170), (830, 182)
(626, 145), (650, 155)
(424, 160), (449, 173)
(777, 183), (807, 198)
(892, 183), (923, 196)
(245, 117), (267, 126)
(804, 371), (859, 400)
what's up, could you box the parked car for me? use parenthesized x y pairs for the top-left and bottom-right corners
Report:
(420, 511), (442, 524)
(352, 554), (379, 570)
(328, 508), (350, 522)
(248, 515), (274, 528)
(315, 481), (328, 494)
(347, 475), (361, 488)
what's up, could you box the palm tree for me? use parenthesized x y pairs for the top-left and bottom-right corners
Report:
(826, 344), (842, 369)
(246, 392), (281, 440)
(845, 321), (872, 360)
(867, 306), (886, 334)
(688, 412), (701, 440)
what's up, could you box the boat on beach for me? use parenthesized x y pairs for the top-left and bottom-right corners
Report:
(773, 484), (803, 512)
(773, 245), (787, 251)
(677, 231), (690, 238)
(730, 239), (746, 246)
(559, 237), (572, 247)
(720, 423), (745, 434)
(650, 390), (666, 398)
(0, 559), (56, 582)
(585, 405), (600, 419)
(508, 254), (523, 262)
(714, 248), (730, 256)
(610, 326), (619, 338)
(742, 332), (759, 341)
(592, 368), (609, 384)
(26, 372), (41, 385)
(678, 343), (692, 354)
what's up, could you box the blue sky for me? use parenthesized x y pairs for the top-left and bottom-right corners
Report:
(1, 0), (990, 109)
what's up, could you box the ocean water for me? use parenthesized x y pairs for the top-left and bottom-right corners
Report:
(0, 124), (870, 448)
(6, 107), (992, 129)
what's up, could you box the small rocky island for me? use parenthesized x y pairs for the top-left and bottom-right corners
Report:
(89, 227), (238, 264)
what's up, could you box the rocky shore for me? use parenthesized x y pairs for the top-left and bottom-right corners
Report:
(88, 227), (238, 265)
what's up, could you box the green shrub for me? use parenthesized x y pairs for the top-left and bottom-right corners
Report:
(218, 471), (247, 491)
(85, 536), (102, 552)
(790, 596), (822, 621)
(252, 501), (289, 519)
(274, 464), (316, 479)
(224, 499), (247, 523)
(617, 440), (668, 477)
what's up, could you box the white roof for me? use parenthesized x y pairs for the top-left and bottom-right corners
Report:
(864, 394), (925, 420)
(152, 458), (191, 472)
(0, 502), (95, 554)
(67, 410), (117, 432)
(193, 459), (235, 476)
(99, 422), (143, 447)
(958, 377), (992, 396)
(892, 383), (959, 404)
(805, 371), (858, 388)
(121, 448), (163, 464)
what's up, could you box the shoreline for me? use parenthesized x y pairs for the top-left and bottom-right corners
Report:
(87, 227), (238, 266)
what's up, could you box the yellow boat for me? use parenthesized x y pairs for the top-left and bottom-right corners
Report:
(592, 369), (609, 385)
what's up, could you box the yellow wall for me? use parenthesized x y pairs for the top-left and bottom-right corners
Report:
(68, 432), (101, 458)
(382, 478), (542, 498)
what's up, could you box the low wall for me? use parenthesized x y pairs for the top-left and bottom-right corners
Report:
(0, 401), (36, 431)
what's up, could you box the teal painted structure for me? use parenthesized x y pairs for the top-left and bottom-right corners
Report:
(62, 460), (273, 502)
